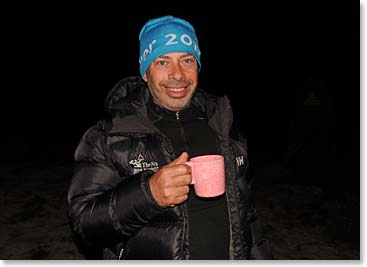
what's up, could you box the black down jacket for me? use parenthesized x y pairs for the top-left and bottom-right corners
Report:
(67, 76), (272, 260)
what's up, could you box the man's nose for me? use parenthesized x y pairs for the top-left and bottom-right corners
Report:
(168, 63), (185, 81)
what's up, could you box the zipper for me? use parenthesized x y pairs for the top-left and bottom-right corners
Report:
(118, 248), (124, 260)
(175, 111), (189, 259)
(226, 149), (235, 260)
(175, 111), (189, 154)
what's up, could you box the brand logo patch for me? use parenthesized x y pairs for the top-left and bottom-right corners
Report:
(129, 154), (159, 174)
(236, 155), (244, 167)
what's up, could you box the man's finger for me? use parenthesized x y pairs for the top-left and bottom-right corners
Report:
(171, 174), (192, 187)
(167, 152), (189, 166)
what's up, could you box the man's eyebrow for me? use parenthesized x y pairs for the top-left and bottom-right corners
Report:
(157, 55), (170, 59)
(157, 53), (192, 59)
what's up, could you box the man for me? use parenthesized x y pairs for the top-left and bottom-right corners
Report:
(67, 15), (272, 260)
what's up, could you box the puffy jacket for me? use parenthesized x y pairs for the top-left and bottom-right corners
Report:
(67, 76), (272, 260)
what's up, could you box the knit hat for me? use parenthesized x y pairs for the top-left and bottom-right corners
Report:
(139, 15), (201, 77)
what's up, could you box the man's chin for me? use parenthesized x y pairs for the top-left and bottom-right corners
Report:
(163, 103), (189, 112)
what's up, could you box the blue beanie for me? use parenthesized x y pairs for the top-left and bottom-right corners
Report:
(139, 15), (201, 77)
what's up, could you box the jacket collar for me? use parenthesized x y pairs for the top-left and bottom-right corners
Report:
(104, 76), (232, 137)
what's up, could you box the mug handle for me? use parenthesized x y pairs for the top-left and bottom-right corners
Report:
(185, 161), (195, 184)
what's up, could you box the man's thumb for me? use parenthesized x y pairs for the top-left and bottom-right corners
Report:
(169, 152), (189, 166)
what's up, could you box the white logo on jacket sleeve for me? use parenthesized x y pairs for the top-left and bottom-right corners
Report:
(129, 154), (159, 174)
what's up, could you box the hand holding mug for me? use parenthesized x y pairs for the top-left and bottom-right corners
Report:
(149, 152), (192, 207)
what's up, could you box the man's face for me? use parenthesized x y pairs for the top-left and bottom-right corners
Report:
(143, 52), (198, 111)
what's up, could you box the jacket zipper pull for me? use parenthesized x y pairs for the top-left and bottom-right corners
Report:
(176, 111), (180, 120)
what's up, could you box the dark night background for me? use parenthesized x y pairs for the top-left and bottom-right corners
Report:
(0, 1), (361, 260)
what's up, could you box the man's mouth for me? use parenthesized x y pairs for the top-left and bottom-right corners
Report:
(165, 86), (189, 98)
(168, 88), (185, 92)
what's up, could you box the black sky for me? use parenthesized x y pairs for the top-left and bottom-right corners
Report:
(1, 2), (360, 168)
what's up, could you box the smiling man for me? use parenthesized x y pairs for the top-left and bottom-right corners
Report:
(67, 15), (272, 260)
(143, 52), (198, 111)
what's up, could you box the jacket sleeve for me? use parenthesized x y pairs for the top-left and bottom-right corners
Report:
(67, 122), (166, 250)
(231, 133), (273, 260)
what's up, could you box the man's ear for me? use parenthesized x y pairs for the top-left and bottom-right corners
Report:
(143, 73), (147, 82)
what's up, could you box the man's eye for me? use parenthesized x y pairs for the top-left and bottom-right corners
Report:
(182, 58), (196, 65)
(158, 61), (167, 65)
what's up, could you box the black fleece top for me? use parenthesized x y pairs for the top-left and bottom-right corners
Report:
(147, 97), (230, 259)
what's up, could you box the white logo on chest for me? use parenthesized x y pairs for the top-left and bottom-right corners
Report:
(236, 156), (244, 166)
(129, 154), (159, 174)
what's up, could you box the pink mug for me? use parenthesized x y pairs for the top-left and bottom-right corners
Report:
(185, 155), (225, 197)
